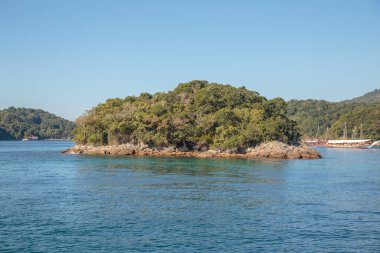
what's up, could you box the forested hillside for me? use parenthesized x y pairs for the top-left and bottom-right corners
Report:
(343, 89), (380, 104)
(286, 100), (358, 138)
(74, 80), (300, 150)
(286, 89), (380, 140)
(0, 107), (75, 140)
(3, 86), (378, 142)
(330, 103), (380, 140)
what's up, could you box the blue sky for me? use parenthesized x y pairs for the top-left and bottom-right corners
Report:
(0, 0), (379, 120)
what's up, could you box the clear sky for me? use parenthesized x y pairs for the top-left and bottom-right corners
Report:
(0, 0), (379, 120)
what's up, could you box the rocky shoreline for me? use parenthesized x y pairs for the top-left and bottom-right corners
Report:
(62, 141), (321, 159)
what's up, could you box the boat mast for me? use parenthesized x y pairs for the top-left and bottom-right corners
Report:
(315, 124), (320, 140)
(343, 122), (348, 140)
(352, 125), (357, 140)
(360, 123), (363, 139)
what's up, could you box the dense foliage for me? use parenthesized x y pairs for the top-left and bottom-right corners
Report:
(287, 89), (380, 140)
(0, 107), (75, 140)
(329, 103), (380, 140)
(74, 81), (300, 150)
(286, 100), (357, 138)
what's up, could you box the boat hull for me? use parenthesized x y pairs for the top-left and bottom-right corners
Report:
(325, 140), (380, 149)
(326, 139), (376, 149)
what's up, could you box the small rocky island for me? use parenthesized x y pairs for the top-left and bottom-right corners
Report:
(66, 81), (321, 159)
(63, 141), (321, 159)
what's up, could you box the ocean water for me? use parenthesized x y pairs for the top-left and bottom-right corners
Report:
(0, 141), (379, 252)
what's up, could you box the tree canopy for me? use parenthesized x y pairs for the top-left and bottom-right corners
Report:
(74, 80), (300, 150)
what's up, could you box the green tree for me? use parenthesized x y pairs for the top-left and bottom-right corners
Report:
(73, 80), (301, 150)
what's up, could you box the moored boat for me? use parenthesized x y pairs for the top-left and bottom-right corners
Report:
(324, 122), (379, 149)
(326, 139), (375, 149)
(21, 135), (39, 141)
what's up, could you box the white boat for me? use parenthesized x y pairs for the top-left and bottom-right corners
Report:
(326, 123), (379, 149)
(22, 135), (39, 141)
(326, 139), (374, 149)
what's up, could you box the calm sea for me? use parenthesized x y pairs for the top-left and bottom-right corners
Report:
(0, 141), (379, 252)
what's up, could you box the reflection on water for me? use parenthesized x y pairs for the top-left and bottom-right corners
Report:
(81, 155), (285, 174)
(0, 142), (379, 252)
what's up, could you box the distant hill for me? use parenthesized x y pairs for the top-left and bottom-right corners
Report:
(0, 107), (75, 140)
(287, 89), (380, 140)
(330, 103), (380, 140)
(286, 99), (357, 138)
(343, 89), (380, 104)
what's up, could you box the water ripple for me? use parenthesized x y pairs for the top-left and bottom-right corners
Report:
(0, 142), (379, 252)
